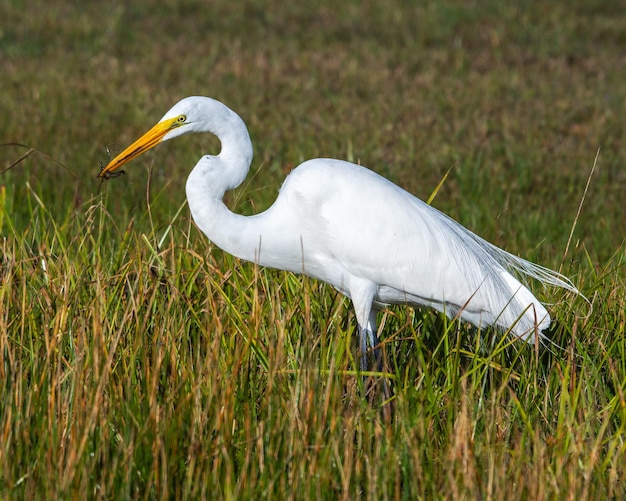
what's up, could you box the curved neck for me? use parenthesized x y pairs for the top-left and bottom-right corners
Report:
(198, 99), (254, 192)
(186, 168), (289, 267)
(182, 98), (301, 270)
(216, 124), (253, 192)
(184, 150), (273, 267)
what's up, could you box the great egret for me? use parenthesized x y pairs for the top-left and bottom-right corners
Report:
(99, 96), (578, 371)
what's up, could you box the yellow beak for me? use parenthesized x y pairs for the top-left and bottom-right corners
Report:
(98, 116), (180, 178)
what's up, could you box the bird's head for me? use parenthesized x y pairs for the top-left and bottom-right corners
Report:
(98, 96), (208, 179)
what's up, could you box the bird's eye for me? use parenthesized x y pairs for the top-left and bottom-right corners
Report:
(177, 115), (187, 124)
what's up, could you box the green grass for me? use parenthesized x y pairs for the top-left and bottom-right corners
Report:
(1, 0), (625, 498)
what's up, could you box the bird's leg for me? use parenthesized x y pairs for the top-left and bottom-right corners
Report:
(352, 291), (393, 417)
(358, 324), (372, 372)
(358, 311), (393, 418)
(358, 310), (379, 372)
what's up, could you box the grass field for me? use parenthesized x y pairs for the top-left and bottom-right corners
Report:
(1, 0), (625, 498)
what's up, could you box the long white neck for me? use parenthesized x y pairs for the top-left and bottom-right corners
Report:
(176, 97), (254, 192)
(186, 159), (296, 268)
(183, 101), (284, 266)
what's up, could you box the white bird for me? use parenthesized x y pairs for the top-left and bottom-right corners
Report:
(99, 96), (578, 371)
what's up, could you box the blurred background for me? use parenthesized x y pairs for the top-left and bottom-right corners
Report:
(1, 0), (624, 261)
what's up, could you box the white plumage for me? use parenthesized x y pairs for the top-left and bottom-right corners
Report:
(100, 96), (578, 370)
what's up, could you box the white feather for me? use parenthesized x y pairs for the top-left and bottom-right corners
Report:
(102, 96), (580, 370)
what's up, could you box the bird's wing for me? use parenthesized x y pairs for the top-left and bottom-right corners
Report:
(283, 159), (573, 335)
(285, 159), (493, 302)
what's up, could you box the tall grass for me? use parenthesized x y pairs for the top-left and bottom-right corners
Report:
(1, 176), (624, 499)
(1, 0), (625, 498)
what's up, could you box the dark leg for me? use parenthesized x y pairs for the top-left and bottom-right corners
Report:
(358, 309), (380, 372)
(358, 313), (393, 418)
